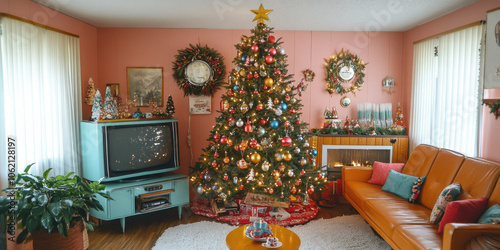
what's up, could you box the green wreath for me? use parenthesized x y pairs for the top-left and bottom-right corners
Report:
(173, 44), (226, 96)
(325, 49), (367, 95)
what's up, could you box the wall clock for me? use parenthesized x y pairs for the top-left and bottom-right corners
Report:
(186, 60), (213, 86)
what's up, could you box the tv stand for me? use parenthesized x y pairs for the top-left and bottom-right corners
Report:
(90, 173), (189, 233)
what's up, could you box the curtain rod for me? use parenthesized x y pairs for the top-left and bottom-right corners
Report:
(413, 21), (483, 45)
(0, 13), (79, 38)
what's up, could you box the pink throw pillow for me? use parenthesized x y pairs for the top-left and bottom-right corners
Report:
(437, 197), (488, 234)
(367, 161), (405, 185)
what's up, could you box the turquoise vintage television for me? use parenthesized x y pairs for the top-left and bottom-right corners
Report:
(80, 119), (180, 182)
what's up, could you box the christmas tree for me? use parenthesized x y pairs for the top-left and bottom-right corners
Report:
(189, 5), (326, 202)
(90, 89), (103, 121)
(391, 102), (406, 133)
(166, 95), (175, 117)
(103, 86), (119, 119)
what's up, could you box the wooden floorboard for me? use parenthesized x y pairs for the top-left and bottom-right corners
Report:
(87, 201), (357, 250)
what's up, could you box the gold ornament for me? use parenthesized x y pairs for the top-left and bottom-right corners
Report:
(283, 152), (293, 161)
(240, 102), (249, 113)
(250, 153), (261, 164)
(227, 138), (233, 146)
(239, 70), (247, 77)
(275, 152), (283, 161)
(264, 77), (274, 87)
(273, 98), (280, 104)
(224, 157), (230, 163)
(285, 86), (292, 92)
(251, 4), (273, 24)
(239, 141), (248, 151)
(261, 161), (270, 171)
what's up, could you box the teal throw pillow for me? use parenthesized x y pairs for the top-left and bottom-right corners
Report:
(478, 204), (500, 224)
(382, 170), (426, 199)
(429, 182), (461, 224)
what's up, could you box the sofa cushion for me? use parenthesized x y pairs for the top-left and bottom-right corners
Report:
(479, 204), (500, 224)
(344, 181), (396, 210)
(364, 198), (433, 238)
(453, 157), (500, 200)
(382, 170), (426, 199)
(437, 197), (488, 233)
(430, 183), (461, 224)
(402, 144), (439, 177)
(392, 224), (441, 250)
(368, 161), (405, 185)
(419, 149), (465, 210)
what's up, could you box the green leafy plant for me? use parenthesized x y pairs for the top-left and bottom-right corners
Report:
(11, 163), (110, 243)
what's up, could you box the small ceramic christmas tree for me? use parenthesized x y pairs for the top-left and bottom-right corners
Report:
(85, 77), (96, 106)
(91, 89), (103, 121)
(391, 102), (406, 133)
(103, 86), (119, 119)
(166, 95), (175, 118)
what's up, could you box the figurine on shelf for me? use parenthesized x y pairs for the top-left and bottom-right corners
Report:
(331, 107), (338, 119)
(132, 108), (143, 118)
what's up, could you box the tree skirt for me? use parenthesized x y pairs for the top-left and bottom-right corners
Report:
(190, 199), (320, 226)
(152, 215), (391, 250)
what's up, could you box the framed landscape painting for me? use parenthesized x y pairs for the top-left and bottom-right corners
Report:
(127, 67), (163, 106)
(485, 7), (500, 89)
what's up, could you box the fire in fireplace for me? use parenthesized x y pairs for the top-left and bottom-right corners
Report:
(321, 145), (393, 167)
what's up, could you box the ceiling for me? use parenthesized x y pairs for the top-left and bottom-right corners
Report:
(32, 0), (478, 31)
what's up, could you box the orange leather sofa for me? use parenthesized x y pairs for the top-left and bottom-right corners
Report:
(342, 144), (500, 249)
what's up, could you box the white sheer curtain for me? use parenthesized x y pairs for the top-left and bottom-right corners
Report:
(410, 24), (483, 156)
(0, 17), (82, 176)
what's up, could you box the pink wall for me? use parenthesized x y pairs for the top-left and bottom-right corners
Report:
(402, 0), (500, 162)
(96, 28), (404, 176)
(0, 0), (98, 120)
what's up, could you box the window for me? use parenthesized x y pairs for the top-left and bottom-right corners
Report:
(410, 24), (484, 156)
(0, 16), (81, 177)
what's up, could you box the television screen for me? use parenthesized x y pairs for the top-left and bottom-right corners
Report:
(105, 123), (174, 175)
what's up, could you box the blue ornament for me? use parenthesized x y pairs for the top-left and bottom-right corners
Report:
(233, 85), (240, 91)
(212, 185), (218, 191)
(280, 103), (288, 111)
(241, 55), (247, 62)
(270, 120), (279, 129)
(311, 149), (318, 156)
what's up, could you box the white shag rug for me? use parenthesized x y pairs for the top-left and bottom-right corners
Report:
(152, 215), (391, 250)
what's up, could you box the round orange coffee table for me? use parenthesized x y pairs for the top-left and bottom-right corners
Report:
(226, 224), (300, 249)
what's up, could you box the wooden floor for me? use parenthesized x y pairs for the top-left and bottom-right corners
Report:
(88, 201), (357, 250)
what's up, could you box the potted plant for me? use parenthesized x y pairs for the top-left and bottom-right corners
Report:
(10, 163), (110, 248)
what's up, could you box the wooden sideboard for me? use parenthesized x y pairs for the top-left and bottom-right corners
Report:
(312, 135), (409, 166)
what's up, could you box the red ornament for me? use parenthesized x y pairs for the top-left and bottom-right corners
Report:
(296, 179), (302, 185)
(244, 120), (253, 133)
(228, 90), (233, 95)
(285, 95), (291, 101)
(274, 69), (281, 76)
(291, 186), (297, 194)
(253, 73), (259, 79)
(284, 121), (291, 128)
(295, 119), (300, 124)
(268, 36), (276, 43)
(214, 152), (219, 158)
(220, 136), (228, 144)
(211, 161), (218, 168)
(251, 44), (259, 52)
(249, 138), (258, 148)
(269, 188), (274, 194)
(290, 108), (297, 114)
(223, 174), (229, 180)
(240, 185), (245, 190)
(247, 73), (253, 79)
(239, 89), (244, 95)
(229, 107), (235, 114)
(276, 179), (282, 186)
(214, 133), (221, 142)
(317, 172), (324, 179)
(300, 169), (306, 176)
(269, 48), (277, 56)
(265, 55), (273, 64)
(281, 136), (292, 147)
(308, 186), (315, 194)
(259, 119), (267, 125)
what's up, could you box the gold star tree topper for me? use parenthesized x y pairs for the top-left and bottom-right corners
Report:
(251, 4), (273, 24)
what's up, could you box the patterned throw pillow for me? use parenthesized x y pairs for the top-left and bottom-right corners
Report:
(367, 161), (405, 185)
(478, 204), (500, 224)
(408, 177), (424, 203)
(430, 183), (461, 224)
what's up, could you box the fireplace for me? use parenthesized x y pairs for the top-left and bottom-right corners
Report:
(321, 145), (393, 167)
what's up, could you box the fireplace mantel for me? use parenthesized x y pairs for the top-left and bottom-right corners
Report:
(312, 135), (409, 167)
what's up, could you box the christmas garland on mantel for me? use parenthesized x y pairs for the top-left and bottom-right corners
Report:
(312, 127), (406, 136)
(172, 44), (226, 96)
